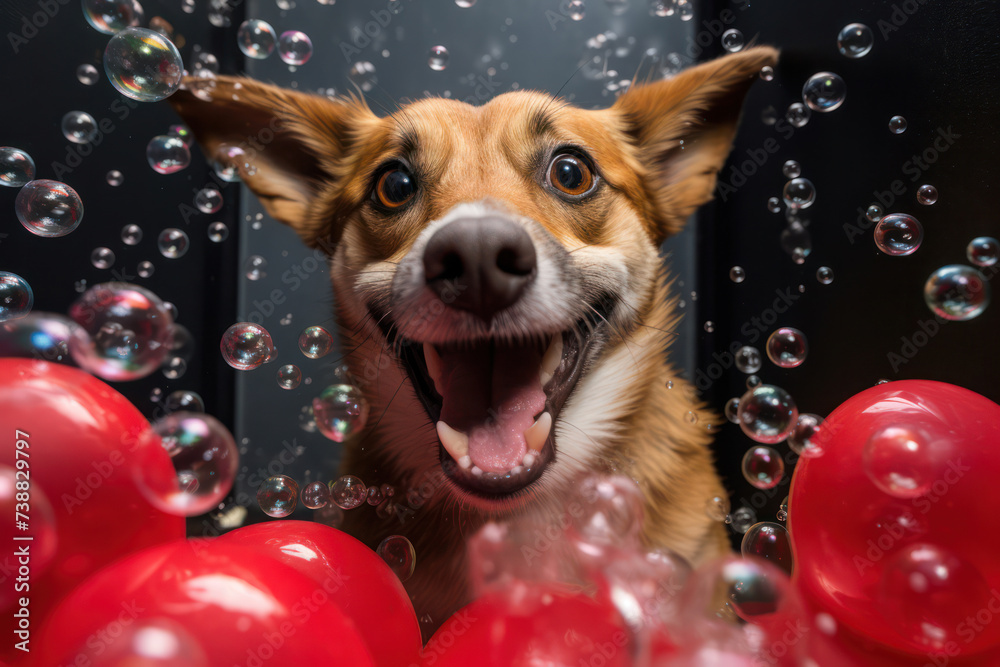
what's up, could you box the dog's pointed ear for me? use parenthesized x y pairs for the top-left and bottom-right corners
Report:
(612, 46), (779, 239)
(169, 76), (378, 247)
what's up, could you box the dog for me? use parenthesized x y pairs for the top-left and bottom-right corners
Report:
(170, 45), (778, 639)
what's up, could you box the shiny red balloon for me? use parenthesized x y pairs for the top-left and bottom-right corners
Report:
(421, 582), (631, 667)
(0, 359), (184, 663)
(35, 540), (374, 666)
(790, 380), (1000, 659)
(218, 520), (422, 666)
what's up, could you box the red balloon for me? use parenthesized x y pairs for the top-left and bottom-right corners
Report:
(0, 359), (184, 663)
(35, 540), (375, 666)
(790, 380), (1000, 659)
(217, 520), (422, 666)
(421, 582), (631, 667)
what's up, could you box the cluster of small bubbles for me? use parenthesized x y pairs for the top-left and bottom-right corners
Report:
(721, 29), (744, 53)
(301, 480), (330, 509)
(766, 196), (781, 213)
(738, 384), (798, 444)
(207, 221), (229, 242)
(967, 237), (999, 267)
(330, 475), (367, 509)
(777, 497), (789, 522)
(146, 136), (191, 174)
(874, 213), (923, 256)
(916, 184), (938, 205)
(724, 398), (740, 424)
(816, 266), (834, 285)
(730, 506), (756, 533)
(243, 255), (267, 281)
(703, 321), (714, 333)
(276, 364), (302, 389)
(788, 413), (825, 458)
(121, 224), (142, 245)
(0, 147), (35, 187)
(91, 247), (115, 269)
(786, 102), (811, 128)
(782, 160), (801, 179)
(162, 356), (187, 379)
(766, 327), (808, 368)
(349, 61), (377, 91)
(742, 446), (784, 490)
(837, 22), (873, 58)
(568, 0), (585, 19)
(676, 0), (693, 20)
(741, 521), (792, 574)
(77, 63), (100, 85)
(866, 204), (884, 223)
(924, 265), (990, 321)
(888, 115), (907, 134)
(194, 187), (223, 214)
(377, 535), (416, 582)
(137, 260), (154, 278)
(15, 180), (84, 237)
(366, 485), (384, 505)
(705, 494), (730, 522)
(61, 111), (98, 144)
(734, 345), (762, 374)
(277, 30), (313, 66)
(104, 28), (183, 102)
(803, 72), (846, 112)
(157, 228), (190, 259)
(428, 45), (450, 71)
(759, 65), (774, 81)
(143, 412), (238, 516)
(82, 0), (143, 33)
(105, 170), (124, 187)
(220, 322), (274, 370)
(782, 177), (816, 209)
(746, 374), (761, 389)
(237, 19), (276, 59)
(257, 475), (299, 517)
(298, 325), (333, 359)
(313, 385), (370, 442)
(729, 266), (746, 283)
(0, 273), (33, 322)
(164, 390), (205, 413)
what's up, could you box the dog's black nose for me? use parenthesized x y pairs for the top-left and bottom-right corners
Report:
(423, 216), (537, 322)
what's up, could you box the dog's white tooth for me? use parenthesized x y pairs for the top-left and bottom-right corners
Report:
(522, 452), (537, 468)
(539, 335), (563, 386)
(524, 412), (552, 452)
(471, 466), (484, 477)
(510, 466), (524, 476)
(458, 455), (472, 470)
(436, 421), (469, 461)
(424, 343), (444, 391)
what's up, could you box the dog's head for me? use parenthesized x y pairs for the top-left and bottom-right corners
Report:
(172, 47), (777, 512)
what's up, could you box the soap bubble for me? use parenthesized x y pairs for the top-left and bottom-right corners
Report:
(734, 345), (761, 374)
(257, 475), (299, 517)
(168, 124), (193, 146)
(746, 375), (761, 390)
(428, 45), (449, 70)
(164, 390), (204, 413)
(866, 204), (884, 222)
(243, 255), (267, 281)
(782, 177), (816, 209)
(837, 23), (873, 58)
(785, 102), (810, 128)
(738, 385), (797, 444)
(803, 72), (846, 112)
(680, 554), (793, 627)
(106, 169), (124, 186)
(157, 228), (190, 259)
(82, 0), (143, 33)
(759, 65), (775, 81)
(210, 145), (245, 182)
(137, 260), (154, 278)
(298, 325), (333, 358)
(276, 364), (301, 389)
(0, 313), (74, 362)
(0, 273), (33, 322)
(0, 147), (35, 187)
(194, 187), (223, 213)
(741, 446), (784, 490)
(121, 224), (142, 245)
(330, 474), (367, 509)
(190, 50), (219, 77)
(456, 0), (475, 6)
(378, 535), (416, 582)
(724, 398), (740, 424)
(721, 29), (744, 53)
(61, 111), (98, 144)
(76, 63), (100, 85)
(787, 413), (825, 458)
(366, 485), (384, 505)
(924, 265), (990, 321)
(278, 30), (312, 65)
(765, 327), (807, 368)
(220, 322), (274, 370)
(766, 196), (781, 213)
(15, 180), (84, 237)
(916, 184), (938, 205)
(889, 115), (907, 134)
(863, 425), (936, 498)
(816, 266), (834, 285)
(572, 474), (644, 548)
(741, 522), (792, 574)
(237, 19), (276, 59)
(782, 160), (801, 179)
(104, 28), (183, 102)
(706, 494), (730, 522)
(966, 236), (998, 267)
(162, 356), (187, 379)
(348, 61), (377, 92)
(677, 0), (692, 20)
(568, 0), (585, 19)
(730, 507), (756, 533)
(729, 266), (745, 283)
(147, 136), (191, 174)
(777, 497), (788, 522)
(207, 222), (229, 242)
(874, 213), (923, 256)
(301, 481), (330, 509)
(313, 385), (369, 442)
(91, 247), (115, 269)
(68, 283), (174, 381)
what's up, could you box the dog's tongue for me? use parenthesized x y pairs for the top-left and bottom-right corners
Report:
(436, 341), (546, 472)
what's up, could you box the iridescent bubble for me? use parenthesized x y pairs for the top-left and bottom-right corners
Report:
(766, 196), (781, 213)
(377, 535), (416, 582)
(164, 389), (204, 413)
(681, 553), (792, 627)
(106, 169), (124, 186)
(766, 327), (807, 368)
(348, 61), (377, 92)
(786, 102), (810, 128)
(924, 265), (990, 321)
(837, 23), (873, 58)
(257, 475), (299, 517)
(730, 507), (756, 533)
(278, 30), (312, 65)
(741, 522), (792, 574)
(428, 45), (449, 71)
(734, 345), (762, 374)
(82, 0), (143, 33)
(15, 180), (84, 237)
(888, 115), (907, 134)
(220, 322), (274, 370)
(866, 204), (884, 222)
(243, 255), (267, 281)
(330, 474), (367, 509)
(729, 266), (745, 283)
(137, 260), (154, 278)
(916, 184), (938, 205)
(276, 364), (302, 389)
(816, 266), (834, 285)
(874, 213), (923, 256)
(77, 63), (100, 85)
(61, 111), (98, 144)
(787, 413), (825, 458)
(157, 228), (190, 259)
(782, 160), (801, 179)
(237, 19), (276, 59)
(803, 72), (846, 112)
(301, 481), (330, 509)
(724, 398), (740, 424)
(121, 223), (142, 245)
(0, 273), (33, 323)
(738, 385), (798, 444)
(759, 65), (775, 81)
(742, 446), (784, 490)
(104, 28), (183, 102)
(298, 325), (333, 359)
(967, 236), (999, 267)
(863, 425), (936, 498)
(0, 312), (74, 361)
(91, 247), (115, 269)
(782, 177), (815, 209)
(0, 147), (35, 187)
(194, 187), (223, 213)
(705, 494), (730, 522)
(313, 385), (369, 442)
(147, 136), (191, 174)
(207, 221), (229, 242)
(568, 0), (585, 19)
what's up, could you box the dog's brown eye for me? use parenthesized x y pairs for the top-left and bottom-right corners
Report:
(548, 153), (595, 197)
(375, 167), (416, 209)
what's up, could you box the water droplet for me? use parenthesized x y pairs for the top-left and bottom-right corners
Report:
(15, 180), (83, 237)
(782, 160), (801, 179)
(157, 228), (190, 258)
(888, 115), (907, 134)
(924, 265), (990, 321)
(377, 535), (416, 581)
(278, 30), (312, 65)
(737, 384), (798, 444)
(301, 480), (330, 509)
(816, 266), (834, 285)
(785, 102), (811, 128)
(874, 213), (923, 256)
(237, 19), (276, 59)
(207, 221), (229, 242)
(298, 325), (333, 359)
(741, 446), (784, 490)
(257, 475), (299, 517)
(721, 29), (744, 53)
(787, 413), (825, 458)
(220, 322), (274, 370)
(0, 273), (33, 322)
(104, 28), (183, 102)
(313, 385), (369, 442)
(729, 266), (746, 283)
(782, 177), (816, 209)
(276, 364), (302, 389)
(330, 474), (367, 509)
(735, 345), (762, 374)
(428, 45), (449, 71)
(916, 184), (938, 205)
(147, 135), (191, 174)
(766, 327), (807, 368)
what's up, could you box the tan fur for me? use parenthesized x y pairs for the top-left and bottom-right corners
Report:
(170, 46), (778, 639)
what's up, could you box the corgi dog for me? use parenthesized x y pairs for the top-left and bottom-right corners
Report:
(171, 46), (778, 639)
